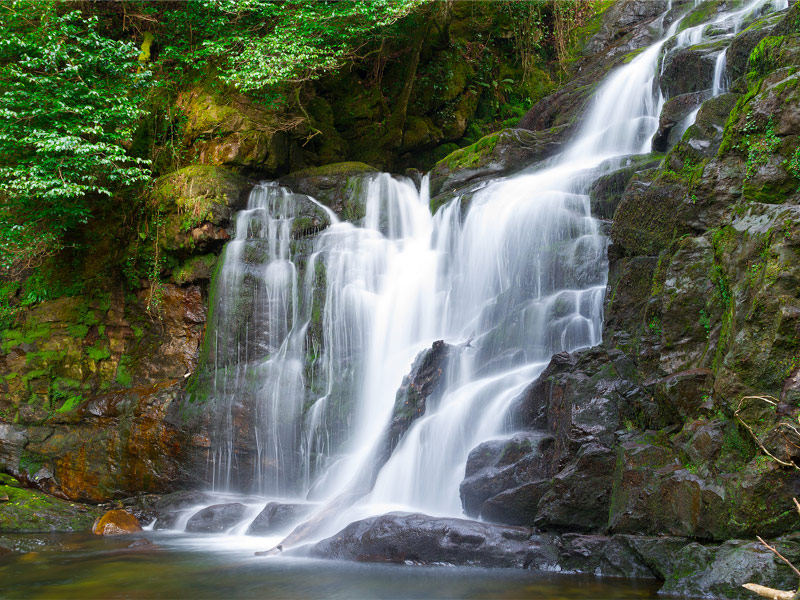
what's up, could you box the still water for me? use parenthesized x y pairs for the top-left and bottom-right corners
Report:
(0, 532), (668, 600)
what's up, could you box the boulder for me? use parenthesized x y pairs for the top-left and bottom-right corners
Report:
(660, 45), (717, 98)
(185, 502), (248, 533)
(92, 509), (142, 535)
(246, 502), (316, 535)
(309, 512), (560, 568)
(652, 91), (710, 152)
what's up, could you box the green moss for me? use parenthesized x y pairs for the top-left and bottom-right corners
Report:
(747, 36), (785, 80)
(436, 130), (502, 171)
(86, 342), (111, 362)
(0, 475), (102, 532)
(115, 354), (134, 388)
(1, 322), (51, 353)
(284, 161), (378, 179)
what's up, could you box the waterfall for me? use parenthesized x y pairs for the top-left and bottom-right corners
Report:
(185, 0), (788, 542)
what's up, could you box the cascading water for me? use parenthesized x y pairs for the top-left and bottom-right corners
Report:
(173, 0), (788, 545)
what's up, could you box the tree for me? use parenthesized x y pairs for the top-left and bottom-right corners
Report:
(0, 1), (151, 278)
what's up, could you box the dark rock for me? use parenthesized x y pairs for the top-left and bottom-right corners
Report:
(185, 503), (248, 533)
(309, 512), (559, 568)
(652, 91), (710, 152)
(279, 162), (378, 222)
(660, 45), (717, 98)
(459, 432), (549, 520)
(656, 538), (800, 600)
(387, 340), (455, 453)
(154, 490), (215, 514)
(588, 155), (662, 221)
(534, 443), (617, 532)
(246, 502), (316, 535)
(611, 170), (689, 257)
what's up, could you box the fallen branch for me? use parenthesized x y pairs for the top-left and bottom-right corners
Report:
(742, 583), (795, 600)
(735, 395), (799, 469)
(757, 536), (800, 579)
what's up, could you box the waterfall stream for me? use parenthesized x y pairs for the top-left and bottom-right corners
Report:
(167, 0), (787, 545)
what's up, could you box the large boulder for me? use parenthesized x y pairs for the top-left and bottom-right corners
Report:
(185, 502), (248, 533)
(309, 512), (560, 568)
(92, 509), (142, 535)
(246, 502), (316, 535)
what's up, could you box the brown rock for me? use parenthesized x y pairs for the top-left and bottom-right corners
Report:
(92, 509), (142, 535)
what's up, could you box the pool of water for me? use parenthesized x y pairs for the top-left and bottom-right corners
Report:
(0, 532), (671, 600)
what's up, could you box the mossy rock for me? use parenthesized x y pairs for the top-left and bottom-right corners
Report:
(171, 254), (218, 285)
(152, 165), (251, 219)
(279, 162), (378, 222)
(429, 126), (568, 197)
(0, 474), (102, 533)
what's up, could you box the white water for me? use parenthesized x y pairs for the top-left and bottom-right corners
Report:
(168, 0), (788, 546)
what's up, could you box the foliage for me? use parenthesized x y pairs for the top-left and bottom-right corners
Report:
(739, 114), (780, 182)
(0, 1), (151, 278)
(152, 0), (424, 94)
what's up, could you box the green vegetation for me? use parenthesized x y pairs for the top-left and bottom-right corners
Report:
(0, 1), (151, 278)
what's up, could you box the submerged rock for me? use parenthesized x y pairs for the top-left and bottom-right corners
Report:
(246, 502), (316, 535)
(185, 503), (247, 533)
(92, 510), (142, 536)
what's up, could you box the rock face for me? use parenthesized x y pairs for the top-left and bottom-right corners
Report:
(92, 509), (142, 535)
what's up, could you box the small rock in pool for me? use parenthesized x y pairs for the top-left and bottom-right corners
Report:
(92, 509), (143, 535)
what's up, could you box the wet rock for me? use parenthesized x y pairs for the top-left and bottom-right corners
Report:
(534, 443), (617, 532)
(279, 162), (378, 222)
(588, 155), (662, 221)
(610, 170), (689, 257)
(387, 340), (455, 452)
(185, 502), (247, 533)
(656, 538), (800, 600)
(309, 512), (559, 568)
(92, 509), (142, 535)
(247, 502), (316, 535)
(652, 91), (710, 152)
(152, 491), (215, 530)
(127, 538), (153, 549)
(660, 45), (717, 98)
(459, 432), (549, 521)
(0, 473), (102, 533)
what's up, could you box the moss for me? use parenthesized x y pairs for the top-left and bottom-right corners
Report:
(436, 130), (503, 171)
(285, 161), (378, 179)
(0, 475), (102, 532)
(86, 343), (111, 362)
(115, 355), (134, 388)
(171, 253), (218, 285)
(747, 36), (785, 80)
(1, 322), (51, 353)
